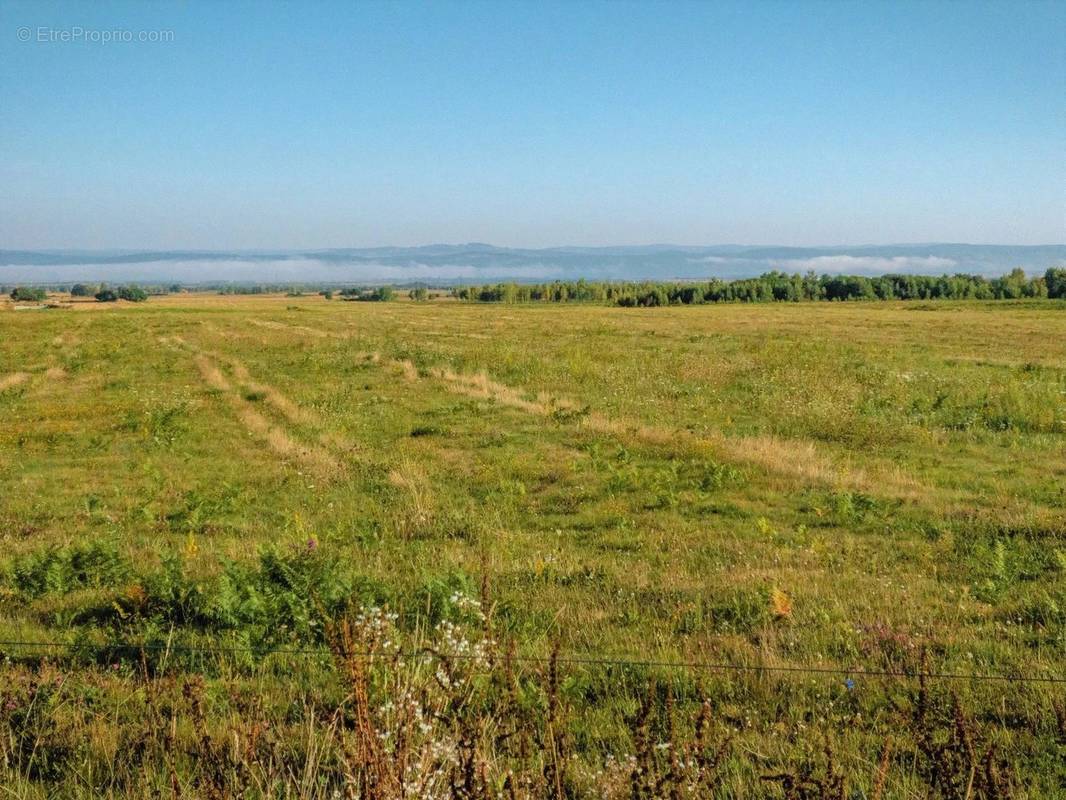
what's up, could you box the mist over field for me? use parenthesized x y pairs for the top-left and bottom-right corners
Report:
(3, 243), (1064, 284)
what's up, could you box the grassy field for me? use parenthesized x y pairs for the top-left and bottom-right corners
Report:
(0, 293), (1063, 798)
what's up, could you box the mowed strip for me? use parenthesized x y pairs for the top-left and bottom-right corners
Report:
(165, 337), (346, 478)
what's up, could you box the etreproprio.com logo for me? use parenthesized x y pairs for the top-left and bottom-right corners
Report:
(17, 26), (175, 43)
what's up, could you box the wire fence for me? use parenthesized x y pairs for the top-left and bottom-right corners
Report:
(1, 638), (1062, 684)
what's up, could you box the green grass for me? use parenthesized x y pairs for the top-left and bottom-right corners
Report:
(0, 295), (1063, 797)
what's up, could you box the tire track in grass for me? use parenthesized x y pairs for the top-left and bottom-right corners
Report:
(427, 366), (563, 415)
(426, 364), (919, 498)
(198, 324), (336, 427)
(227, 359), (318, 427)
(195, 328), (369, 454)
(249, 318), (340, 339)
(167, 337), (346, 478)
(223, 319), (921, 498)
(175, 335), (317, 425)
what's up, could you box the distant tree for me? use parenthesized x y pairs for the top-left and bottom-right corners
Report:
(118, 285), (149, 302)
(95, 287), (119, 302)
(169, 283), (183, 293)
(10, 286), (47, 302)
(362, 286), (394, 302)
(320, 290), (334, 300)
(410, 286), (430, 301)
(991, 268), (1029, 299)
(70, 283), (94, 297)
(1045, 268), (1066, 299)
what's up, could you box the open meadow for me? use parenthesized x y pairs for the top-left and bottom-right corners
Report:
(0, 293), (1063, 798)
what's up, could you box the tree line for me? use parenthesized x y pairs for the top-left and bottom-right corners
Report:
(453, 268), (1066, 305)
(8, 270), (1065, 306)
(7, 283), (150, 302)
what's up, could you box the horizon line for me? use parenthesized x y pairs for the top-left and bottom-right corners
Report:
(4, 241), (1066, 254)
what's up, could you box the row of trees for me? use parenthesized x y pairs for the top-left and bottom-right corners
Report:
(94, 284), (149, 302)
(6, 284), (150, 303)
(219, 284), (436, 300)
(453, 269), (1066, 306)
(339, 286), (395, 302)
(217, 284), (400, 298)
(9, 270), (1065, 307)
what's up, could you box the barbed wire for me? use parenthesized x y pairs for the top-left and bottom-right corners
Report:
(0, 639), (1062, 684)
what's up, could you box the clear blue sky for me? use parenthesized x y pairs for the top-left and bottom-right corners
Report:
(1, 0), (1063, 249)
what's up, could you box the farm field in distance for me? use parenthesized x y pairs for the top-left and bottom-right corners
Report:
(1, 293), (1064, 798)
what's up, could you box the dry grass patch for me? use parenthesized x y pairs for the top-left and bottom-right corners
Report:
(0, 372), (30, 392)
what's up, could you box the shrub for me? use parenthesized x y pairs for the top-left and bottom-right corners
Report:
(367, 286), (395, 302)
(9, 286), (47, 302)
(94, 287), (118, 302)
(117, 285), (148, 302)
(69, 283), (94, 297)
(339, 286), (396, 301)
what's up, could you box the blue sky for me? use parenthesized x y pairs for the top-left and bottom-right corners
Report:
(1, 0), (1063, 249)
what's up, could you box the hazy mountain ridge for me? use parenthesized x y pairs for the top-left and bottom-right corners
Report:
(2, 244), (1063, 284)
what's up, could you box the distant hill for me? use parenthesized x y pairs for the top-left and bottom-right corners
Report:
(2, 244), (1063, 284)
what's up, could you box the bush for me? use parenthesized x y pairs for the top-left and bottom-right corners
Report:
(118, 285), (148, 302)
(340, 286), (396, 302)
(94, 285), (147, 302)
(9, 286), (47, 302)
(366, 286), (395, 302)
(69, 283), (94, 297)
